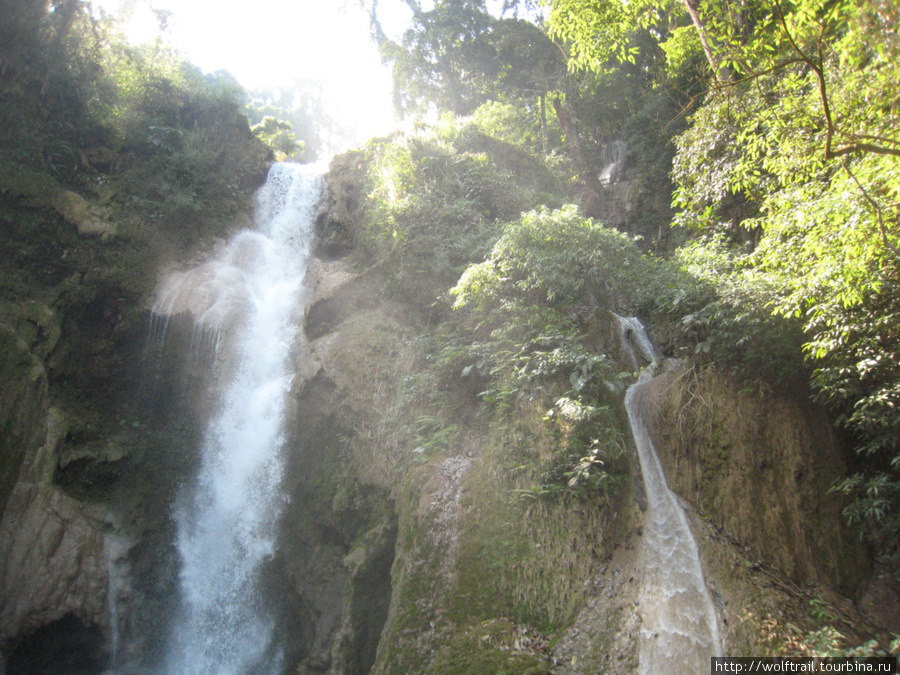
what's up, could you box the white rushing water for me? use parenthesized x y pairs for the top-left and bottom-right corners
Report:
(616, 315), (722, 675)
(153, 163), (322, 675)
(104, 534), (124, 670)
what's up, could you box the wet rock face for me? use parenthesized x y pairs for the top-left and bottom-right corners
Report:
(0, 324), (49, 519)
(240, 256), (407, 675)
(0, 301), (215, 671)
(0, 116), (270, 668)
(0, 321), (110, 669)
(314, 151), (369, 261)
(0, 408), (109, 672)
(642, 366), (869, 592)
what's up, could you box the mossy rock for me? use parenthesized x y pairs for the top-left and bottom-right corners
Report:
(429, 619), (552, 675)
(0, 322), (48, 519)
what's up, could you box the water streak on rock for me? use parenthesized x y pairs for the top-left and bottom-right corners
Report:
(616, 314), (722, 675)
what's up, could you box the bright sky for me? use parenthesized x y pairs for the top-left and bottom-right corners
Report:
(99, 0), (413, 150)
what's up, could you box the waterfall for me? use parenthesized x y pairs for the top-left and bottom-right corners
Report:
(599, 139), (629, 186)
(616, 315), (722, 675)
(153, 163), (322, 675)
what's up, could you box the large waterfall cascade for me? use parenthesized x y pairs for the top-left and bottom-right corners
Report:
(616, 315), (723, 675)
(151, 163), (323, 674)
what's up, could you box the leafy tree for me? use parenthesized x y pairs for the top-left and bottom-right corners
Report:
(365, 0), (679, 223)
(548, 0), (900, 560)
(0, 0), (270, 241)
(368, 0), (501, 115)
(453, 204), (651, 312)
(251, 116), (302, 160)
(668, 0), (900, 501)
(448, 206), (644, 492)
(245, 81), (353, 162)
(471, 100), (561, 157)
(337, 119), (563, 308)
(546, 0), (637, 70)
(489, 18), (567, 154)
(364, 1), (565, 142)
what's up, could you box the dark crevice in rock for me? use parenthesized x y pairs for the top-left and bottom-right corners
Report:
(342, 515), (398, 675)
(6, 614), (106, 675)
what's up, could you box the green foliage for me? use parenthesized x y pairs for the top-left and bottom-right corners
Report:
(547, 0), (686, 71)
(808, 596), (836, 625)
(547, 0), (636, 69)
(691, 0), (900, 163)
(380, 0), (500, 116)
(246, 83), (346, 162)
(445, 207), (644, 502)
(369, 0), (694, 252)
(448, 207), (643, 409)
(563, 433), (626, 492)
(661, 0), (900, 558)
(792, 624), (894, 660)
(491, 17), (567, 100)
(453, 205), (650, 311)
(639, 236), (808, 388)
(411, 414), (460, 455)
(0, 2), (269, 245)
(370, 3), (565, 122)
(371, 0), (574, 167)
(471, 101), (561, 157)
(251, 116), (302, 160)
(668, 0), (900, 326)
(660, 25), (706, 81)
(346, 120), (564, 306)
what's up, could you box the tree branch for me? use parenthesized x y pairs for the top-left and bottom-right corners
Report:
(771, 2), (838, 160)
(401, 0), (424, 20)
(664, 57), (806, 134)
(829, 143), (900, 159)
(769, 2), (900, 161)
(704, 56), (806, 94)
(550, 93), (602, 204)
(843, 161), (900, 260)
(856, 134), (900, 148)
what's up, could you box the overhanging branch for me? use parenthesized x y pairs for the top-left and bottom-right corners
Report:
(843, 160), (900, 260)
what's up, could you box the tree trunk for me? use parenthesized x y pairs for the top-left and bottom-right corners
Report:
(550, 94), (603, 206)
(683, 0), (733, 83)
(539, 93), (549, 156)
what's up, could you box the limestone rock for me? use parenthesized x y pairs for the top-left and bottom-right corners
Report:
(0, 408), (109, 667)
(0, 323), (49, 519)
(52, 190), (117, 239)
(642, 365), (868, 591)
(314, 151), (369, 259)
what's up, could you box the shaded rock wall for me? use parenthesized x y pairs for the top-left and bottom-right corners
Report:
(640, 365), (869, 592)
(0, 306), (219, 671)
(0, 323), (49, 519)
(301, 151), (883, 674)
(0, 318), (109, 670)
(0, 169), (262, 669)
(250, 257), (410, 675)
(0, 409), (108, 672)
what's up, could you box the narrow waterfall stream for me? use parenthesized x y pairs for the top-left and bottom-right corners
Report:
(616, 315), (722, 675)
(152, 163), (322, 674)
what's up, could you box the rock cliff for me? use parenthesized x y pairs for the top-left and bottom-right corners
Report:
(0, 134), (895, 673)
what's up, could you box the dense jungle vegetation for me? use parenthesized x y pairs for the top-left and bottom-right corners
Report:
(1, 0), (897, 588)
(0, 0), (270, 265)
(356, 0), (900, 568)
